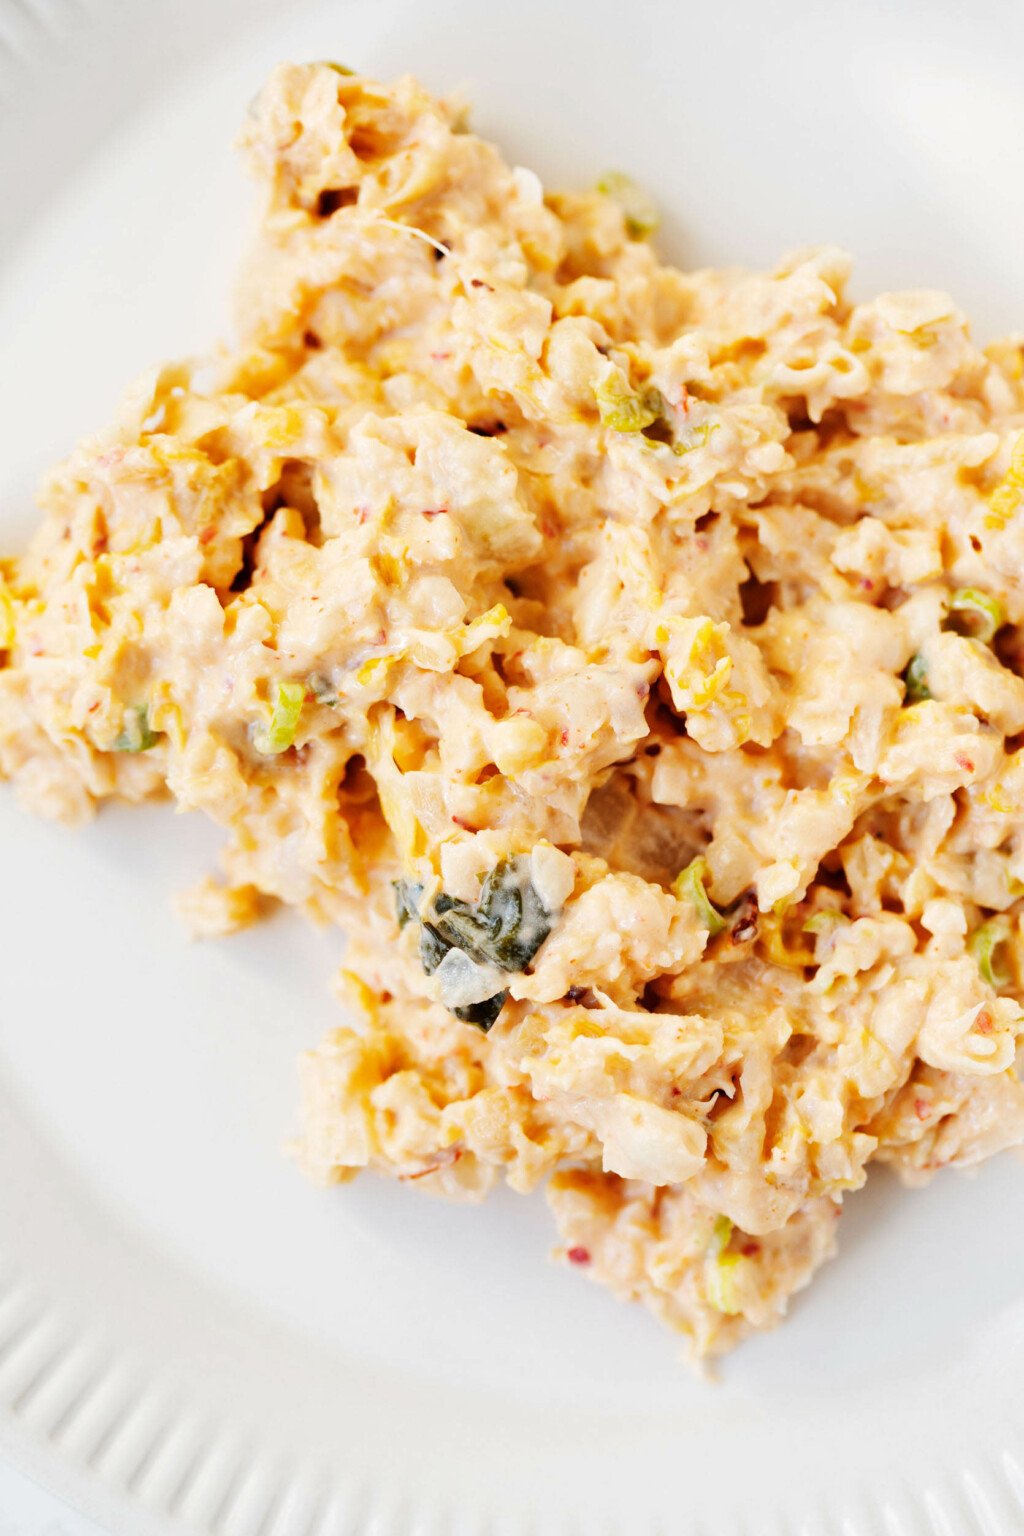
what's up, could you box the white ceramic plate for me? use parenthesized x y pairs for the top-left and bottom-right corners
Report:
(2, 2), (1024, 1532)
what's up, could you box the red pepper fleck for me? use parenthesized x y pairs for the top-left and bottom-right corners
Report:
(974, 1009), (994, 1035)
(914, 1098), (931, 1121)
(451, 815), (478, 831)
(355, 505), (370, 525)
(741, 1242), (761, 1258)
(469, 277), (495, 291)
(422, 507), (448, 519)
(403, 1147), (463, 1181)
(567, 1246), (591, 1266)
(539, 519), (557, 539)
(860, 577), (874, 591)
(955, 753), (975, 773)
(669, 1085), (681, 1098)
(87, 701), (100, 713)
(199, 525), (217, 546)
(559, 728), (570, 747)
(430, 350), (452, 362)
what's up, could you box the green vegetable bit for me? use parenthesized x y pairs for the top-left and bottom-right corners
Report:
(113, 705), (161, 753)
(593, 375), (662, 434)
(802, 908), (850, 936)
(307, 674), (339, 705)
(969, 915), (1014, 989)
(944, 588), (1005, 644)
(435, 858), (553, 972)
(596, 171), (659, 239)
(393, 879), (424, 929)
(394, 856), (554, 1031)
(672, 855), (726, 937)
(453, 992), (509, 1030)
(902, 653), (931, 702)
(252, 680), (305, 755)
(671, 421), (720, 457)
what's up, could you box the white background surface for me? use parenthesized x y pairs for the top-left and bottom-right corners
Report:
(0, 1464), (107, 1535)
(1, 2), (1024, 1534)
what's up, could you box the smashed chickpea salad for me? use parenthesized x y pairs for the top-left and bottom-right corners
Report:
(3, 62), (1024, 1358)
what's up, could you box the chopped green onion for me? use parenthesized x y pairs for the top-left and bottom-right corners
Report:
(596, 171), (659, 238)
(945, 588), (1005, 644)
(672, 855), (726, 937)
(704, 1215), (749, 1316)
(671, 421), (720, 456)
(252, 680), (305, 755)
(113, 705), (160, 753)
(902, 653), (931, 702)
(802, 909), (850, 936)
(968, 915), (1014, 989)
(593, 375), (661, 433)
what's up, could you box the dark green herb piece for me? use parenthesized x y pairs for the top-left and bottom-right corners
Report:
(394, 856), (554, 1029)
(418, 922), (451, 975)
(393, 879), (424, 929)
(453, 992), (508, 1030)
(431, 857), (552, 972)
(902, 653), (931, 703)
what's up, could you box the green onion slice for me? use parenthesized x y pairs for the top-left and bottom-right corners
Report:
(945, 588), (1005, 644)
(593, 375), (661, 433)
(969, 915), (1014, 989)
(902, 652), (931, 702)
(596, 171), (659, 238)
(253, 681), (305, 755)
(113, 705), (160, 753)
(673, 855), (726, 936)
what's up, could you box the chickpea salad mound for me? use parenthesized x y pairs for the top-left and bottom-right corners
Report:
(3, 62), (1024, 1358)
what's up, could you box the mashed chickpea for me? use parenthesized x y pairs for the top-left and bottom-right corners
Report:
(2, 62), (1023, 1357)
